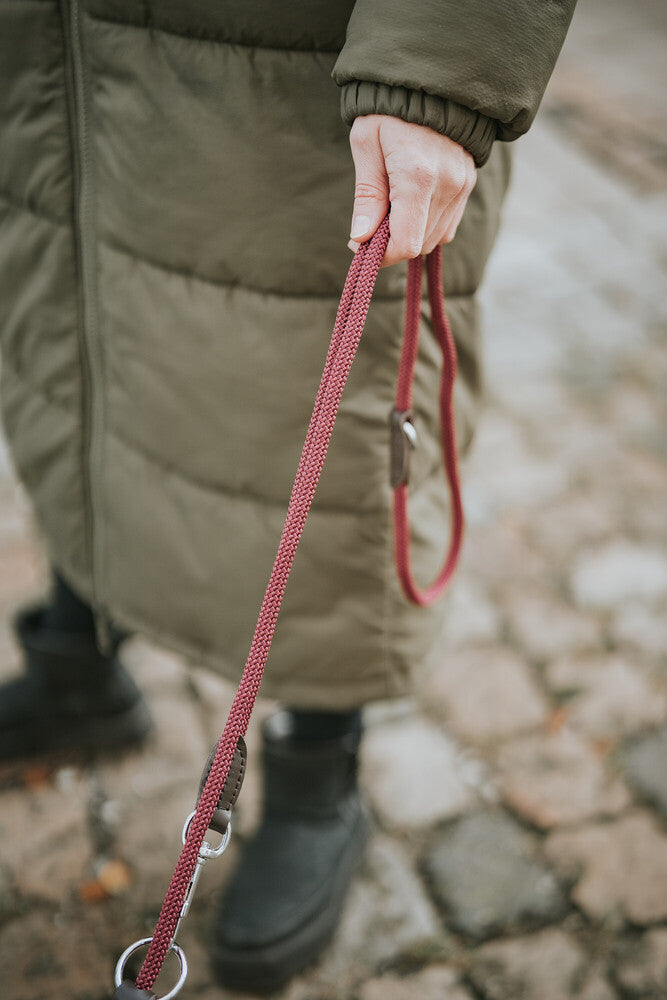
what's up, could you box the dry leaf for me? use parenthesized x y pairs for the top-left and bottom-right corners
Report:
(22, 764), (53, 788)
(79, 879), (107, 903)
(97, 858), (132, 896)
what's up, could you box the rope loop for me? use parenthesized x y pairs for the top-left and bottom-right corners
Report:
(393, 247), (464, 606)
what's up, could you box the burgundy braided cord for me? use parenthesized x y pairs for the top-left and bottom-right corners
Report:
(393, 244), (464, 605)
(135, 220), (391, 990)
(133, 218), (463, 992)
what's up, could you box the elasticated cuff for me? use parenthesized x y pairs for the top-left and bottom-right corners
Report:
(340, 80), (498, 167)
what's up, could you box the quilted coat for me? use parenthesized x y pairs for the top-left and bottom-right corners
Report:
(0, 1), (576, 707)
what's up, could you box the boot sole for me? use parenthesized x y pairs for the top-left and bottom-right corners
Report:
(0, 697), (153, 763)
(212, 810), (370, 995)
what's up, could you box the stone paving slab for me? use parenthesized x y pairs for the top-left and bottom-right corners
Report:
(545, 812), (667, 926)
(418, 645), (549, 744)
(614, 928), (667, 999)
(423, 810), (567, 941)
(359, 716), (480, 830)
(622, 725), (667, 818)
(468, 929), (616, 1000)
(0, 2), (666, 998)
(359, 966), (473, 1000)
(495, 728), (631, 829)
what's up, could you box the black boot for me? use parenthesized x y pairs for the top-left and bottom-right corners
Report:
(212, 711), (369, 994)
(0, 604), (151, 761)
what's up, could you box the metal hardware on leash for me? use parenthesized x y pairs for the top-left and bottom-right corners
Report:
(114, 939), (187, 1000)
(173, 813), (232, 938)
(390, 408), (418, 488)
(182, 810), (233, 858)
(114, 816), (232, 998)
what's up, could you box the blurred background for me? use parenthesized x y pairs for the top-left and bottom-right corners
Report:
(0, 1), (665, 998)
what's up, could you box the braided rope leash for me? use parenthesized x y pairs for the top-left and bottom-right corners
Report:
(113, 216), (463, 998)
(392, 247), (464, 604)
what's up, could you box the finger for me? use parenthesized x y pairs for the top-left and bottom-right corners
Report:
(439, 160), (476, 245)
(419, 191), (454, 254)
(440, 188), (470, 244)
(348, 118), (390, 247)
(422, 209), (449, 255)
(420, 183), (460, 253)
(381, 179), (432, 267)
(422, 160), (475, 254)
(422, 183), (470, 254)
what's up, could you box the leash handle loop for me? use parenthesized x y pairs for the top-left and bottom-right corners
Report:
(393, 247), (464, 606)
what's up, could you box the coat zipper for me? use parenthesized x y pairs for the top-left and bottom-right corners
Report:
(62, 0), (111, 650)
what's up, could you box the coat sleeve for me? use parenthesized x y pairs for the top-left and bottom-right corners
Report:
(332, 0), (577, 166)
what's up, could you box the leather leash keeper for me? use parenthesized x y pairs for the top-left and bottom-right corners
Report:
(112, 215), (463, 998)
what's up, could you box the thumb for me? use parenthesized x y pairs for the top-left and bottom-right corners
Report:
(348, 119), (390, 247)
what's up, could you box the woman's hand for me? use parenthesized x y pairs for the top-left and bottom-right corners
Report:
(348, 115), (477, 267)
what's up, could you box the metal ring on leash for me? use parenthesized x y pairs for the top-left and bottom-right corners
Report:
(181, 810), (232, 858)
(114, 938), (188, 999)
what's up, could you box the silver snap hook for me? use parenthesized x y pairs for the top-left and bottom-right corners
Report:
(181, 810), (232, 858)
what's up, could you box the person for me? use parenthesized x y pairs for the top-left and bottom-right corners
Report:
(0, 1), (577, 993)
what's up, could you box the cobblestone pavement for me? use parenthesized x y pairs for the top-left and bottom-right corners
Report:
(1, 3), (666, 999)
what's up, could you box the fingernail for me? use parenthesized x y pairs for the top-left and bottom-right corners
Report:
(348, 239), (360, 253)
(350, 215), (371, 240)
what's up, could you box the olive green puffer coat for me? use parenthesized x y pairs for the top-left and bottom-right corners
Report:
(0, 1), (575, 708)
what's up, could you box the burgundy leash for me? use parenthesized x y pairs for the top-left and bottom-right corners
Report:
(113, 216), (463, 997)
(392, 246), (463, 604)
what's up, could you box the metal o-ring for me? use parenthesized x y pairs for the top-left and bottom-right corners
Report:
(114, 937), (188, 999)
